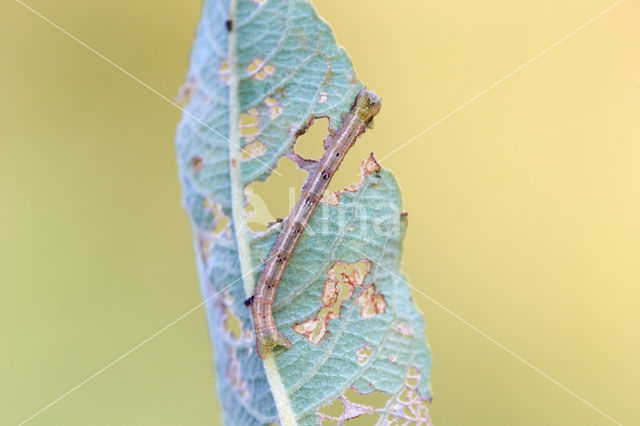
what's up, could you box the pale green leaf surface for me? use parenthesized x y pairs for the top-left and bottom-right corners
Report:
(251, 169), (433, 424)
(176, 0), (432, 424)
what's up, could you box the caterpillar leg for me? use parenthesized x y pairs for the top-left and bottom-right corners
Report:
(256, 329), (291, 359)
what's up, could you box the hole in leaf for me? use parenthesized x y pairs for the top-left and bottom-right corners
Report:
(356, 343), (373, 364)
(264, 96), (283, 119)
(293, 117), (329, 161)
(218, 59), (230, 85)
(322, 154), (382, 206)
(240, 109), (260, 142)
(355, 284), (386, 318)
(344, 388), (389, 410)
(246, 156), (305, 232)
(317, 396), (344, 419)
(203, 200), (229, 234)
(241, 140), (267, 161)
(343, 413), (380, 425)
(224, 306), (243, 340)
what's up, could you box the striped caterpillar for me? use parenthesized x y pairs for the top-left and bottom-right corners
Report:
(248, 90), (382, 359)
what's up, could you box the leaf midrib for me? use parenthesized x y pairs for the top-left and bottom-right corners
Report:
(227, 0), (297, 424)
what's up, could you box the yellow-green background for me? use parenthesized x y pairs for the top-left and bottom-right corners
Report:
(1, 0), (638, 424)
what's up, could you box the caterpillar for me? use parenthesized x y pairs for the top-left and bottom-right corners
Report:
(249, 89), (382, 359)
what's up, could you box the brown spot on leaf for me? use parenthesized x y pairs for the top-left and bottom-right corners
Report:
(395, 322), (414, 337)
(292, 318), (326, 345)
(293, 260), (371, 344)
(323, 191), (340, 206)
(191, 156), (203, 174)
(362, 152), (381, 175)
(356, 284), (386, 318)
(401, 211), (409, 227)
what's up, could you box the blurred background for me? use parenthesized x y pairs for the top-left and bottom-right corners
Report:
(1, 0), (638, 424)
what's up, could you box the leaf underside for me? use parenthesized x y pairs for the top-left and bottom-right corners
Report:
(176, 0), (432, 424)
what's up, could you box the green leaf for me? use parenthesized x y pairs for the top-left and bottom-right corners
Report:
(176, 0), (432, 424)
